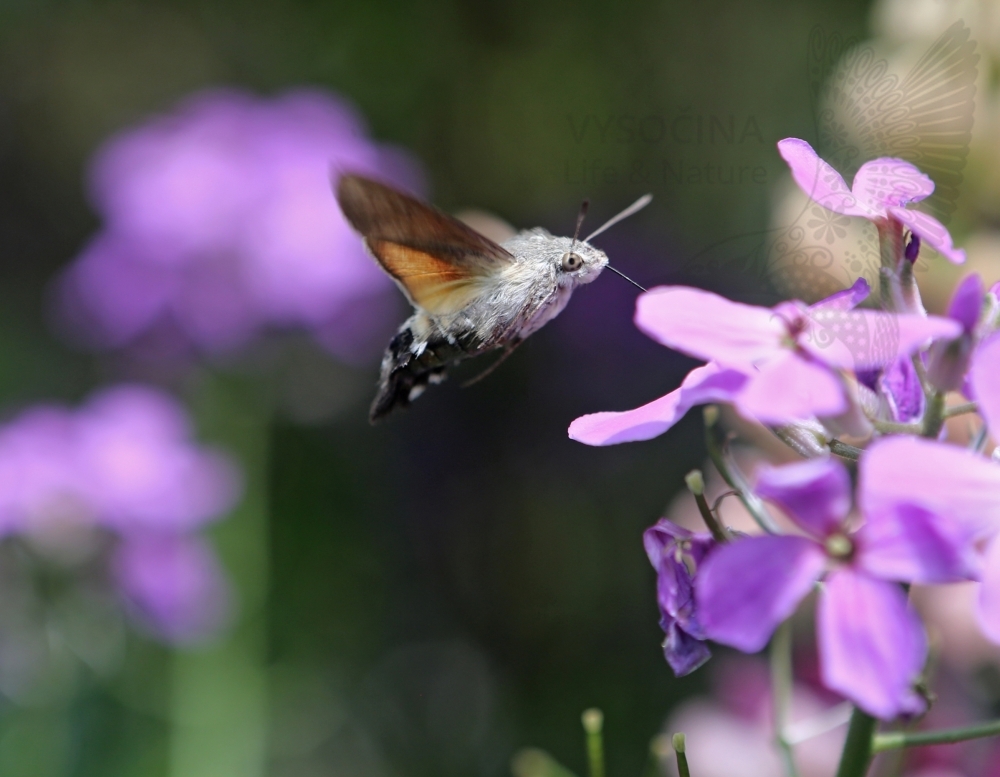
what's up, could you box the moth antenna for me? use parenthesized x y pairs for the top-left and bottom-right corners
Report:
(584, 193), (653, 243)
(606, 265), (647, 292)
(569, 199), (590, 257)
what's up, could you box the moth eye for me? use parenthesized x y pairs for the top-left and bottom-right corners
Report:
(561, 252), (584, 271)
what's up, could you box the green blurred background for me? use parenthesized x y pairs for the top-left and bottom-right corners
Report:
(0, 1), (873, 775)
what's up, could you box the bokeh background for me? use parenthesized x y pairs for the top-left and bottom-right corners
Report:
(1, 1), (999, 776)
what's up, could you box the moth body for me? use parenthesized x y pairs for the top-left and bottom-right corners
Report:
(335, 174), (607, 421)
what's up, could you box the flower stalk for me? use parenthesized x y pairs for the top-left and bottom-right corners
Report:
(770, 619), (801, 777)
(685, 470), (731, 542)
(703, 407), (780, 534)
(672, 733), (692, 777)
(835, 708), (877, 777)
(582, 709), (605, 777)
(872, 719), (1000, 752)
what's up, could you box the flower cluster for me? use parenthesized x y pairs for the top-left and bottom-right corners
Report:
(56, 88), (420, 361)
(572, 139), (1000, 721)
(0, 385), (240, 643)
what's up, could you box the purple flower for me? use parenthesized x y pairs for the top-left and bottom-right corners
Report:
(114, 533), (231, 644)
(878, 356), (925, 423)
(696, 457), (977, 719)
(778, 138), (966, 264)
(73, 386), (240, 533)
(863, 436), (1000, 647)
(0, 385), (240, 643)
(927, 274), (984, 392)
(644, 519), (715, 675)
(970, 332), (1000, 440)
(57, 88), (421, 361)
(569, 279), (960, 445)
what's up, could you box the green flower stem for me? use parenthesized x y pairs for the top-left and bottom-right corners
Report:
(876, 220), (905, 310)
(922, 391), (946, 438)
(829, 440), (862, 461)
(685, 470), (731, 542)
(871, 419), (923, 436)
(835, 708), (877, 777)
(703, 407), (780, 534)
(770, 620), (801, 777)
(170, 375), (270, 777)
(911, 354), (932, 395)
(872, 719), (1000, 752)
(581, 709), (605, 777)
(672, 733), (692, 777)
(943, 401), (978, 418)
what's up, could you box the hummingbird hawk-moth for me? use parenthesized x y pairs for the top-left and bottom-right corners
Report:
(335, 174), (648, 422)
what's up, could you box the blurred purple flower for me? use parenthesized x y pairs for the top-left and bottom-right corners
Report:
(863, 434), (1000, 648)
(697, 457), (978, 719)
(644, 519), (715, 675)
(0, 385), (240, 642)
(778, 138), (966, 264)
(879, 356), (925, 423)
(114, 533), (231, 644)
(57, 88), (421, 361)
(569, 279), (960, 444)
(74, 386), (240, 533)
(970, 332), (1000, 439)
(927, 274), (984, 392)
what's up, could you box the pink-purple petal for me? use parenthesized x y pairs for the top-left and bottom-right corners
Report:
(976, 535), (1000, 644)
(754, 458), (851, 538)
(635, 287), (785, 369)
(568, 363), (749, 446)
(861, 436), (1000, 539)
(801, 309), (961, 371)
(734, 353), (847, 423)
(777, 138), (870, 217)
(970, 333), (1000, 438)
(818, 569), (927, 719)
(852, 158), (935, 211)
(697, 535), (825, 652)
(947, 274), (985, 333)
(810, 277), (871, 312)
(880, 356), (925, 423)
(663, 622), (712, 676)
(888, 207), (966, 264)
(856, 502), (981, 584)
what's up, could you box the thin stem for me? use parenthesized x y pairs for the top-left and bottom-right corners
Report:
(922, 391), (946, 439)
(911, 354), (932, 395)
(770, 620), (801, 777)
(876, 220), (905, 310)
(685, 470), (731, 542)
(581, 709), (604, 777)
(703, 407), (781, 534)
(897, 252), (925, 315)
(971, 424), (990, 453)
(871, 419), (923, 436)
(172, 376), (270, 777)
(829, 440), (862, 461)
(835, 708), (877, 777)
(872, 719), (1000, 752)
(784, 702), (853, 745)
(943, 402), (978, 418)
(672, 733), (692, 777)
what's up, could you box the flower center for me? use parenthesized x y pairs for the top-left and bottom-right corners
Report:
(824, 532), (854, 560)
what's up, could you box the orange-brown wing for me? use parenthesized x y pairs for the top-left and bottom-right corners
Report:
(336, 174), (514, 315)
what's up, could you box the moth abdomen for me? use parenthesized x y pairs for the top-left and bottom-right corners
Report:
(369, 324), (483, 422)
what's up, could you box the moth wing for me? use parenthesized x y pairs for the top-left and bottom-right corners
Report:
(336, 174), (515, 315)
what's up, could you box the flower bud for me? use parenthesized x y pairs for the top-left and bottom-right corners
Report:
(773, 420), (830, 458)
(927, 275), (984, 392)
